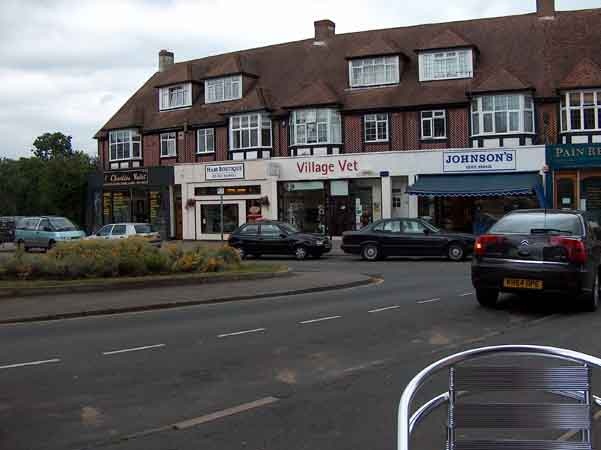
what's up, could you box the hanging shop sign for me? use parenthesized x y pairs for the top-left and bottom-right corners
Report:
(206, 163), (245, 180)
(104, 169), (149, 186)
(443, 150), (516, 173)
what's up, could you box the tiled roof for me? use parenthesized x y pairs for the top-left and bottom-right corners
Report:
(98, 8), (601, 135)
(415, 29), (474, 51)
(347, 37), (403, 59)
(560, 58), (601, 89)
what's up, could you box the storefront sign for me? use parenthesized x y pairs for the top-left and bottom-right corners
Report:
(284, 181), (324, 191)
(206, 164), (245, 180)
(104, 169), (149, 186)
(547, 144), (601, 169)
(443, 150), (516, 173)
(296, 159), (359, 177)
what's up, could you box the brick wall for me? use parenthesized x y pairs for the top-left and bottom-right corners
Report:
(448, 107), (470, 149)
(391, 113), (404, 150)
(98, 139), (109, 170)
(144, 134), (160, 166)
(279, 122), (289, 157)
(215, 126), (228, 161)
(537, 103), (558, 145)
(405, 112), (420, 150)
(364, 143), (389, 153)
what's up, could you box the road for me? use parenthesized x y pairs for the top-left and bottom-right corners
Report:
(1, 254), (600, 450)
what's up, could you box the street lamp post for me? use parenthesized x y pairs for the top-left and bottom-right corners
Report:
(217, 187), (225, 242)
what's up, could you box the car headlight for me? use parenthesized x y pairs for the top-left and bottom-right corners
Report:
(314, 240), (324, 246)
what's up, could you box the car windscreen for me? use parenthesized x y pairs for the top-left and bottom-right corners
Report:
(489, 213), (583, 236)
(134, 224), (153, 234)
(49, 217), (77, 231)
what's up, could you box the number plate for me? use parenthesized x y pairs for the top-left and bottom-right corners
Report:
(503, 278), (544, 290)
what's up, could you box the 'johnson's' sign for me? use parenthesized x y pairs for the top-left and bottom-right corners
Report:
(443, 150), (516, 173)
(206, 163), (245, 180)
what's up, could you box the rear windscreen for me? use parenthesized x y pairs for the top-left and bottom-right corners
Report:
(489, 213), (583, 236)
(134, 224), (152, 234)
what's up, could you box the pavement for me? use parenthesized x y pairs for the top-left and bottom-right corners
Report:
(1, 254), (601, 450)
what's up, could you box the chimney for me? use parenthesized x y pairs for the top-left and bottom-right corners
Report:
(158, 49), (174, 72)
(536, 0), (556, 19)
(314, 20), (335, 42)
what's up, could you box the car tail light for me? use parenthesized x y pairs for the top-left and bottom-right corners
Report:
(550, 236), (587, 264)
(474, 235), (504, 257)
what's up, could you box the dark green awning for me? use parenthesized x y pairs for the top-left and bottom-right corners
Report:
(406, 172), (543, 198)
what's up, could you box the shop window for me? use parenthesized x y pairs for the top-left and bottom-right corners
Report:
(421, 110), (446, 139)
(560, 91), (601, 132)
(201, 204), (239, 234)
(194, 186), (261, 196)
(557, 178), (576, 210)
(471, 94), (534, 137)
(364, 114), (389, 142)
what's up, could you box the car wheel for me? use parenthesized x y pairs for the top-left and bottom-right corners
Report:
(46, 240), (56, 252)
(582, 271), (599, 312)
(476, 289), (499, 308)
(361, 244), (380, 261)
(16, 240), (25, 251)
(447, 243), (465, 261)
(294, 246), (308, 260)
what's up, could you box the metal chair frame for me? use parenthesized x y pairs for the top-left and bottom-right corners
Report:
(398, 345), (601, 450)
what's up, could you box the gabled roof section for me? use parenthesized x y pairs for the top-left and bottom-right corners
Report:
(219, 87), (274, 115)
(283, 80), (340, 109)
(560, 58), (601, 90)
(153, 63), (195, 88)
(346, 37), (403, 59)
(415, 29), (474, 52)
(469, 69), (532, 95)
(202, 53), (257, 79)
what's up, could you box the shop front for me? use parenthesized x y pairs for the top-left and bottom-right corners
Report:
(547, 144), (601, 223)
(87, 167), (175, 238)
(406, 148), (547, 234)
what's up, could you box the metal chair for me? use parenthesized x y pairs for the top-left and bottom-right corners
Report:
(398, 345), (601, 450)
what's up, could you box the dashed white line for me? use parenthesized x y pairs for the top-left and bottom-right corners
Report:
(417, 298), (441, 304)
(218, 328), (266, 338)
(0, 358), (61, 370)
(102, 344), (165, 356)
(460, 292), (474, 297)
(299, 315), (341, 325)
(368, 305), (401, 313)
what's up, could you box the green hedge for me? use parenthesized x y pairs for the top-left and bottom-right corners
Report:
(0, 239), (242, 281)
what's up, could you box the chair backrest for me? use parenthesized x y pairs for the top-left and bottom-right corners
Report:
(398, 346), (601, 450)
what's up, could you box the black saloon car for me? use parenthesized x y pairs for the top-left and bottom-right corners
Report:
(341, 218), (474, 261)
(472, 209), (601, 311)
(228, 221), (331, 260)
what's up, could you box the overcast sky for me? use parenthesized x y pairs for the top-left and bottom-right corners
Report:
(0, 0), (599, 159)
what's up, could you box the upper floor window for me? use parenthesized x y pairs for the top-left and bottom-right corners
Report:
(364, 114), (388, 142)
(290, 109), (342, 145)
(471, 94), (534, 136)
(159, 83), (192, 110)
(421, 110), (446, 139)
(197, 128), (215, 154)
(419, 49), (473, 82)
(349, 56), (399, 88)
(230, 113), (271, 150)
(205, 75), (242, 104)
(109, 129), (141, 161)
(160, 132), (177, 157)
(561, 90), (601, 132)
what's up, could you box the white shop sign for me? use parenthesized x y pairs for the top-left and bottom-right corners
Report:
(206, 163), (245, 180)
(443, 150), (517, 173)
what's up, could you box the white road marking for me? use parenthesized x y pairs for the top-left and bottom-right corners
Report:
(217, 328), (265, 338)
(173, 396), (279, 430)
(460, 292), (473, 297)
(299, 315), (341, 325)
(368, 305), (401, 313)
(0, 358), (61, 370)
(102, 344), (165, 356)
(417, 298), (441, 304)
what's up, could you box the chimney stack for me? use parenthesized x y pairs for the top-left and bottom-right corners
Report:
(158, 49), (174, 72)
(536, 0), (556, 19)
(314, 20), (335, 42)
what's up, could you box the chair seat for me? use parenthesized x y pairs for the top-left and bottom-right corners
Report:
(453, 440), (592, 450)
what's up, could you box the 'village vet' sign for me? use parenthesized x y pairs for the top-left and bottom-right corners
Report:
(443, 150), (516, 173)
(547, 144), (601, 169)
(104, 169), (149, 186)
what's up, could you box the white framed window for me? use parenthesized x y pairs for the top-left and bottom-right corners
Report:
(205, 76), (242, 104)
(471, 94), (535, 136)
(230, 113), (272, 150)
(419, 49), (473, 81)
(108, 129), (142, 161)
(364, 114), (389, 142)
(560, 90), (601, 132)
(159, 83), (192, 110)
(290, 109), (342, 145)
(160, 132), (177, 157)
(197, 128), (215, 154)
(421, 110), (447, 139)
(349, 56), (399, 88)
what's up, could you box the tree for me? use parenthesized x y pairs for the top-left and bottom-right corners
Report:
(31, 132), (74, 160)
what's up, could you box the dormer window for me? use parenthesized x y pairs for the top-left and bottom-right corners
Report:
(205, 75), (242, 104)
(419, 49), (473, 81)
(159, 83), (192, 110)
(349, 56), (399, 88)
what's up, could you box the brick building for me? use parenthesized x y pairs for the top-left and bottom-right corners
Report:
(92, 0), (601, 239)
